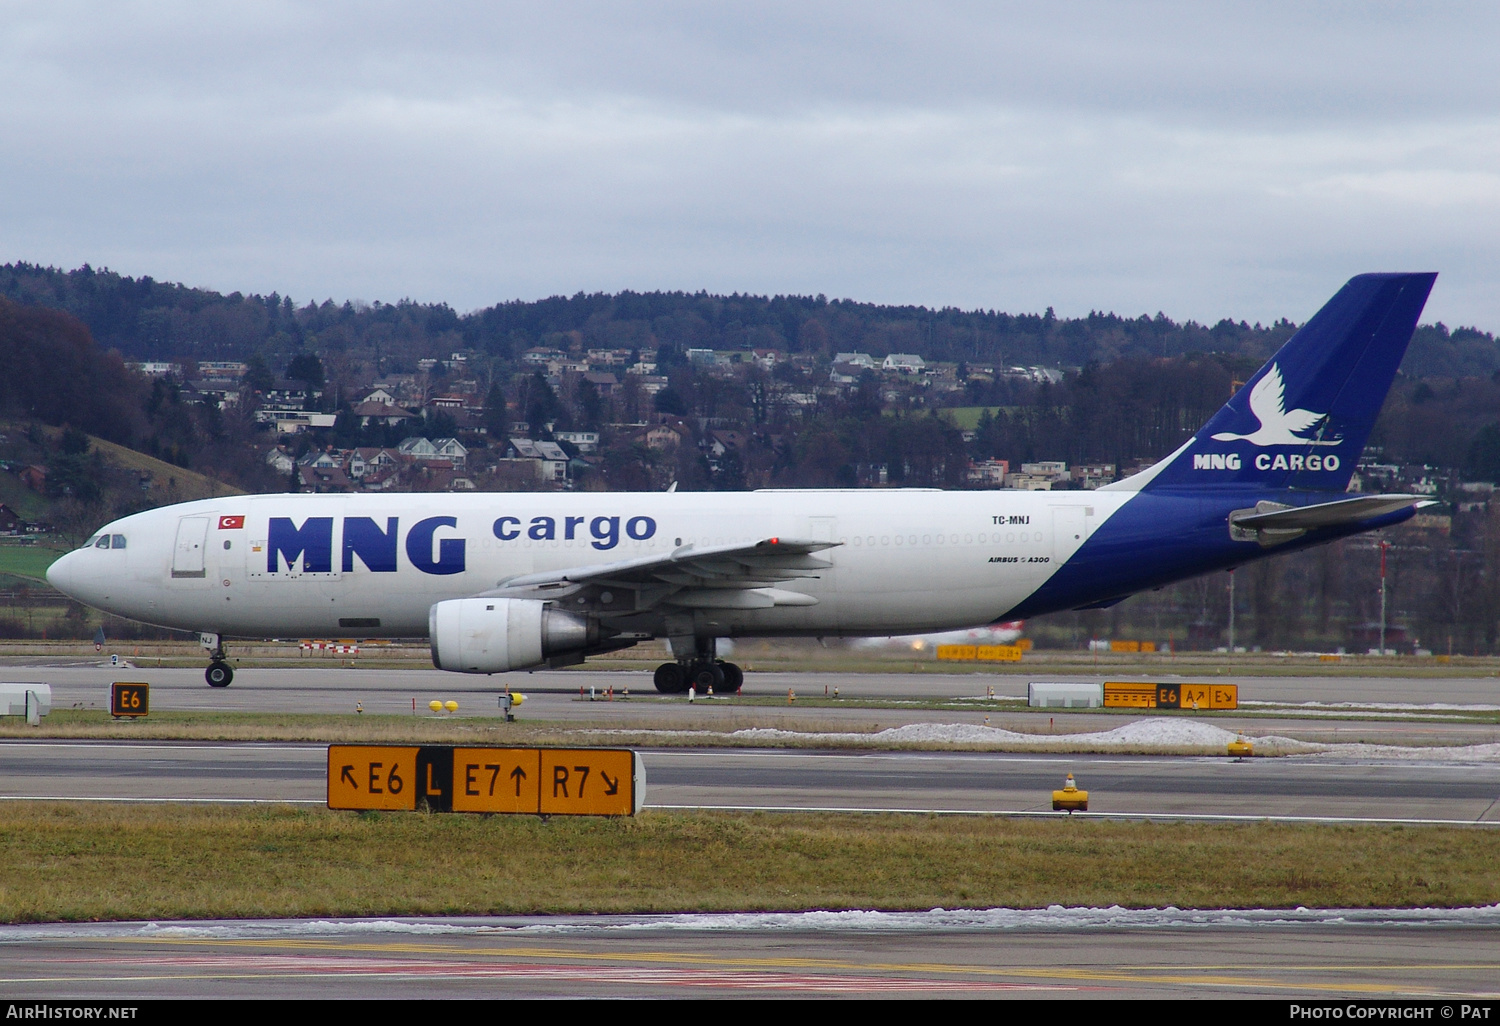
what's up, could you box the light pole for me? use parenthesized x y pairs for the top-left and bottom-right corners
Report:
(1378, 540), (1390, 656)
(1227, 568), (1236, 653)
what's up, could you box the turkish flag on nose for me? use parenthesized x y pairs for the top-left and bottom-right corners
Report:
(218, 515), (245, 530)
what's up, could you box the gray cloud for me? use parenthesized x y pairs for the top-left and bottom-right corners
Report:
(1, 2), (1496, 328)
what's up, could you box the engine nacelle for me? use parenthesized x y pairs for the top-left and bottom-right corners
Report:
(429, 598), (593, 673)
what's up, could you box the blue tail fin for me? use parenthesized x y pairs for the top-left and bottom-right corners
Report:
(1119, 272), (1436, 493)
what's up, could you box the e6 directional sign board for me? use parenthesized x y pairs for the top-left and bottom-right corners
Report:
(109, 682), (149, 718)
(328, 745), (644, 816)
(1103, 682), (1238, 710)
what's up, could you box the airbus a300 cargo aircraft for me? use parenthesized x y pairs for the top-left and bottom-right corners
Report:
(48, 273), (1436, 693)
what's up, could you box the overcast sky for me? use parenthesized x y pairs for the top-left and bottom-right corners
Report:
(2, 2), (1497, 328)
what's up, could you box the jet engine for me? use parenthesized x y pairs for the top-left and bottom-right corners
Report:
(429, 598), (594, 673)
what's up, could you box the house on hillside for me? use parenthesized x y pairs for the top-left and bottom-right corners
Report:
(637, 421), (692, 451)
(261, 447), (294, 475)
(506, 439), (569, 484)
(298, 465), (353, 492)
(707, 430), (745, 458)
(583, 372), (619, 397)
(522, 347), (567, 366)
(298, 450), (343, 471)
(352, 401), (415, 429)
(431, 438), (469, 468)
(966, 460), (1009, 487)
(18, 466), (47, 493)
(0, 503), (25, 534)
(829, 362), (866, 386)
(349, 448), (400, 479)
(554, 431), (600, 453)
(397, 437), (441, 461)
(882, 353), (926, 374)
(358, 465), (402, 491)
(360, 387), (398, 406)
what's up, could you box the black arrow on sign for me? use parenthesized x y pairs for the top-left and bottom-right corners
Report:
(340, 765), (357, 789)
(510, 765), (527, 797)
(601, 771), (619, 796)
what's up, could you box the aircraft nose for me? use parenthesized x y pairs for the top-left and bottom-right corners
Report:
(46, 551), (78, 596)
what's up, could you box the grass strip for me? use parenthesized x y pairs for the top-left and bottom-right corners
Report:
(2, 803), (1498, 922)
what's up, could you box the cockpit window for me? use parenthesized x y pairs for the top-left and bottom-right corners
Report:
(94, 535), (111, 549)
(111, 534), (127, 549)
(81, 536), (99, 550)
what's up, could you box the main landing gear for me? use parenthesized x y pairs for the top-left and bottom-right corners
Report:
(653, 660), (742, 695)
(653, 636), (743, 695)
(200, 632), (234, 688)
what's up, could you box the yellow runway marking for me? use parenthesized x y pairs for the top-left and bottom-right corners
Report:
(84, 936), (1497, 996)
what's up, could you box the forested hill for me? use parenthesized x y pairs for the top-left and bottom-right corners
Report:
(5, 261), (1496, 379)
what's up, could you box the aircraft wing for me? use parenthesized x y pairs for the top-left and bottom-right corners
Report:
(478, 537), (839, 611)
(1231, 494), (1432, 531)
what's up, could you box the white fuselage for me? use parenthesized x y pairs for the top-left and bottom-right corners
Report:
(47, 489), (1130, 640)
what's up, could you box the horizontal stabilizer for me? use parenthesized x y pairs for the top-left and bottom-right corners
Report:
(1231, 494), (1431, 531)
(1073, 595), (1129, 610)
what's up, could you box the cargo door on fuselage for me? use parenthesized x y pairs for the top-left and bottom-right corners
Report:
(1051, 505), (1088, 566)
(804, 515), (840, 625)
(171, 517), (210, 579)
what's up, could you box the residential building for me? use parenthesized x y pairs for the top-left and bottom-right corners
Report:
(397, 437), (441, 461)
(131, 361), (181, 377)
(431, 438), (469, 468)
(505, 439), (569, 483)
(297, 464), (353, 492)
(554, 431), (600, 453)
(352, 401), (416, 429)
(264, 413), (337, 433)
(197, 361), (248, 378)
(262, 447), (294, 475)
(360, 387), (399, 406)
(882, 353), (926, 374)
(1071, 463), (1117, 489)
(583, 372), (619, 397)
(348, 448), (400, 479)
(967, 459), (1009, 487)
(707, 429), (746, 458)
(1020, 461), (1068, 479)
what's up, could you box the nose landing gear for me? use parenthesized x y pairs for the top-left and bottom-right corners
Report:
(199, 632), (234, 688)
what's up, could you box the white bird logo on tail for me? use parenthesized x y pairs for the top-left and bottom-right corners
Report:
(1211, 363), (1332, 446)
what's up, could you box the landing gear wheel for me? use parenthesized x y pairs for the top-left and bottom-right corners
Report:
(718, 661), (743, 694)
(691, 662), (725, 692)
(654, 662), (686, 694)
(206, 660), (234, 688)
